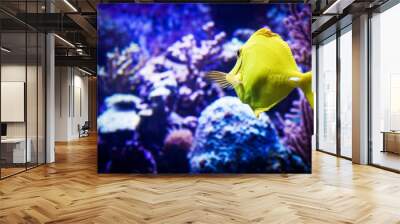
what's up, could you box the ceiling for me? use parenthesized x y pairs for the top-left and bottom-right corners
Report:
(0, 0), (392, 74)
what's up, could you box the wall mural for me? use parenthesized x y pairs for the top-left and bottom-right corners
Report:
(97, 3), (313, 174)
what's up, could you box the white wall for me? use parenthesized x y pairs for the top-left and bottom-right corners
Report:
(1, 65), (40, 138)
(55, 66), (69, 141)
(1, 63), (46, 164)
(1, 65), (26, 139)
(55, 67), (89, 141)
(72, 73), (89, 138)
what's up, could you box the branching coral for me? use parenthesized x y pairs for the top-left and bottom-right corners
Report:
(271, 90), (313, 164)
(283, 4), (312, 72)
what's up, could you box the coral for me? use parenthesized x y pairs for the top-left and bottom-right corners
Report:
(104, 143), (157, 173)
(98, 4), (212, 65)
(98, 94), (149, 133)
(97, 4), (312, 173)
(189, 96), (308, 173)
(159, 129), (194, 173)
(271, 90), (313, 164)
(97, 94), (158, 173)
(283, 4), (312, 72)
(98, 129), (157, 173)
(164, 129), (193, 152)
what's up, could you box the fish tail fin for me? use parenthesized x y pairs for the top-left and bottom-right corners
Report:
(299, 71), (314, 109)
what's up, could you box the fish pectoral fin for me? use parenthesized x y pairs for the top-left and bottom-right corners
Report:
(254, 109), (265, 118)
(226, 73), (242, 87)
(205, 71), (233, 89)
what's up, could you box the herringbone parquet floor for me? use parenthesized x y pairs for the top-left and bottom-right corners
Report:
(1, 135), (400, 224)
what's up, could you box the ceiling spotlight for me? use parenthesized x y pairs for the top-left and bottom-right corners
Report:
(54, 34), (75, 48)
(63, 0), (78, 12)
(1, 47), (11, 53)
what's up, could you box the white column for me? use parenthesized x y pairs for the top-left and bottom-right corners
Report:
(352, 14), (369, 164)
(55, 67), (73, 141)
(45, 0), (55, 163)
(312, 45), (317, 150)
(46, 32), (55, 163)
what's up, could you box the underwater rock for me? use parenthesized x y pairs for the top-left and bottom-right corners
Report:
(189, 96), (288, 173)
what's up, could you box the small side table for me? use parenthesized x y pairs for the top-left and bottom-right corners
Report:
(381, 131), (400, 154)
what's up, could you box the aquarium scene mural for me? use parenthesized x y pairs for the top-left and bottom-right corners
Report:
(97, 3), (313, 174)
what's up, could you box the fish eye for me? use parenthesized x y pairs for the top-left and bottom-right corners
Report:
(236, 49), (241, 57)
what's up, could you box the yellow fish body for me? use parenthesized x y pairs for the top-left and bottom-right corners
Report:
(207, 28), (313, 117)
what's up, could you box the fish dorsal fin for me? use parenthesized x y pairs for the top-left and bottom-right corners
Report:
(254, 28), (278, 38)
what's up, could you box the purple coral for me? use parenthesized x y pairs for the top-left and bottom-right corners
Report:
(271, 90), (313, 164)
(283, 4), (312, 72)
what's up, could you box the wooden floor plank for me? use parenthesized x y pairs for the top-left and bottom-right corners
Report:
(0, 135), (400, 223)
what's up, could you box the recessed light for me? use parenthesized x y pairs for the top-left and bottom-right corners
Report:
(63, 0), (78, 12)
(1, 47), (11, 53)
(78, 67), (93, 76)
(54, 34), (75, 48)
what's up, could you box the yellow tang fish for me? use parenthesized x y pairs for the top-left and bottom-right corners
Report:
(207, 28), (313, 117)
